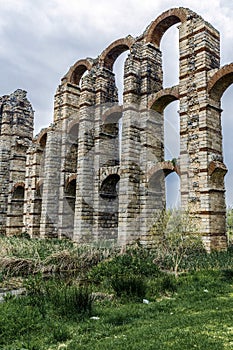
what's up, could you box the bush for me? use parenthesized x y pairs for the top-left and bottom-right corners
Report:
(110, 274), (147, 300)
(89, 246), (160, 284)
(151, 209), (204, 277)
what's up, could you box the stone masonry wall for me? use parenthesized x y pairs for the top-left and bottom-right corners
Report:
(1, 8), (233, 250)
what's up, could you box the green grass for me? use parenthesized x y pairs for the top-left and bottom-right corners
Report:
(0, 235), (233, 349)
(0, 269), (232, 349)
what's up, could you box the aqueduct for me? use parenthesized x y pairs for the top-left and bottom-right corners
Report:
(0, 7), (232, 250)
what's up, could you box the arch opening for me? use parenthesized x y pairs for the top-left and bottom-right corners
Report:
(98, 174), (120, 238)
(160, 24), (179, 88)
(113, 51), (129, 104)
(101, 39), (132, 71)
(63, 178), (77, 239)
(65, 123), (79, 173)
(100, 174), (120, 199)
(65, 179), (76, 212)
(64, 59), (92, 86)
(165, 172), (180, 209)
(146, 8), (188, 47)
(101, 108), (122, 167)
(164, 100), (180, 160)
(38, 132), (47, 148)
(221, 85), (233, 208)
(12, 185), (24, 199)
(112, 51), (129, 160)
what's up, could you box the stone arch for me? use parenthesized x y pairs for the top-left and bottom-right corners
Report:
(62, 59), (93, 85)
(102, 105), (123, 124)
(146, 7), (191, 47)
(99, 165), (121, 184)
(147, 162), (180, 209)
(149, 86), (179, 112)
(147, 161), (180, 184)
(99, 174), (120, 199)
(208, 64), (233, 101)
(67, 120), (79, 136)
(12, 182), (25, 198)
(99, 36), (134, 70)
(36, 129), (48, 148)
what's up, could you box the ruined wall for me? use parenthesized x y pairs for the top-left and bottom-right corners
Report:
(1, 7), (233, 250)
(0, 89), (33, 235)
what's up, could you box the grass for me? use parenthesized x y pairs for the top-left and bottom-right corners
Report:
(0, 269), (232, 349)
(0, 235), (233, 349)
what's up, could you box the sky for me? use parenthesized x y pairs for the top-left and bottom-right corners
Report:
(0, 0), (233, 206)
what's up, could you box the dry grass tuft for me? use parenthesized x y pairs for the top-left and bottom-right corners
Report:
(0, 257), (38, 277)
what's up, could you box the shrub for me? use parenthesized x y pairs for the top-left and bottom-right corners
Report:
(89, 245), (159, 284)
(151, 209), (204, 277)
(110, 274), (147, 300)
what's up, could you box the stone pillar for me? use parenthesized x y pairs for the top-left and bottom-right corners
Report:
(117, 43), (144, 244)
(138, 43), (163, 244)
(91, 65), (120, 243)
(24, 143), (44, 237)
(57, 118), (79, 239)
(0, 143), (11, 234)
(73, 71), (96, 242)
(0, 90), (33, 236)
(40, 127), (62, 237)
(54, 83), (80, 123)
(179, 14), (227, 249)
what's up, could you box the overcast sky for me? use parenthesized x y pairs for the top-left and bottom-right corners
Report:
(1, 0), (233, 206)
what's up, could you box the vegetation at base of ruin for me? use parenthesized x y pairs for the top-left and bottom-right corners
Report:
(0, 222), (233, 349)
(227, 207), (233, 243)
